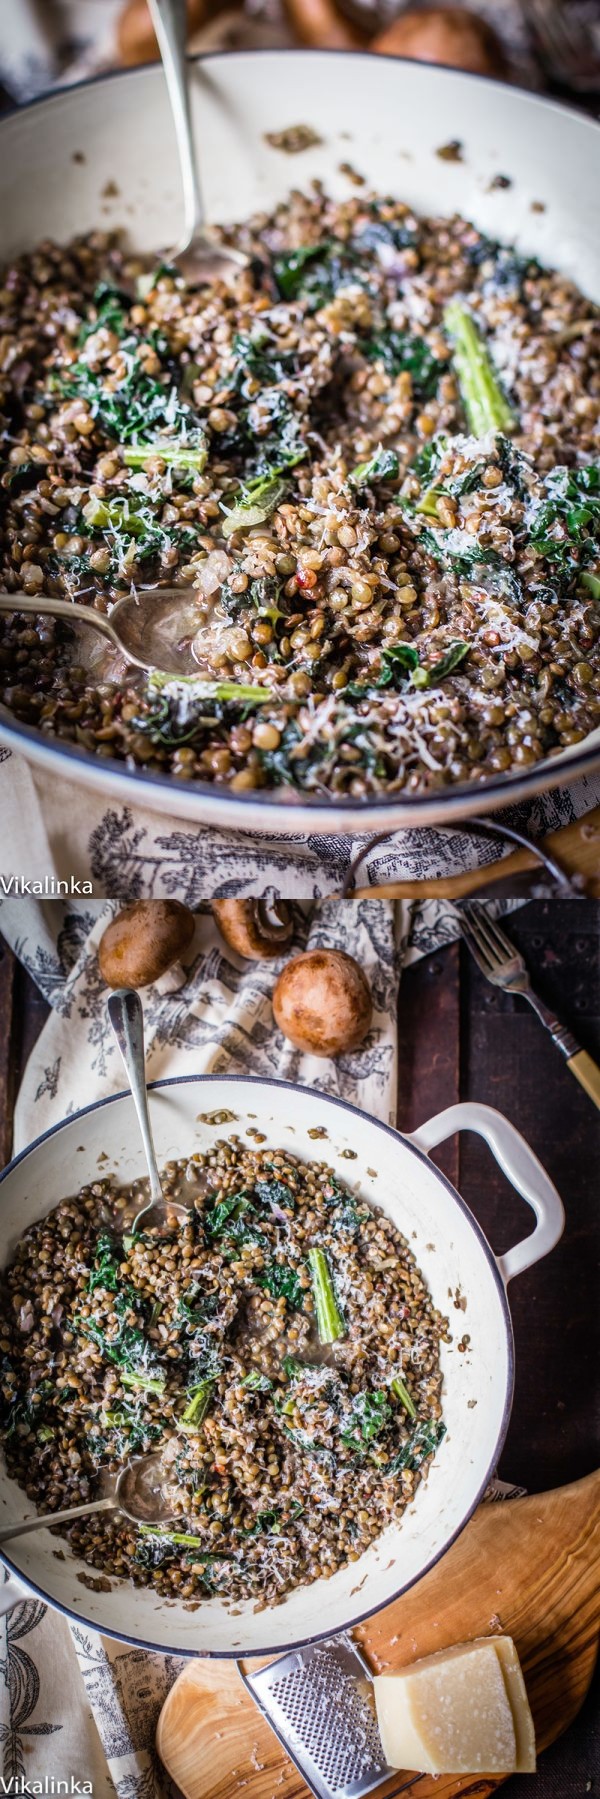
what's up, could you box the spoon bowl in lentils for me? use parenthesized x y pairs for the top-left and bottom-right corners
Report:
(1, 184), (598, 802)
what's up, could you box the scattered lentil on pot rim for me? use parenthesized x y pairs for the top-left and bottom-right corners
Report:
(0, 185), (599, 797)
(0, 1142), (447, 1605)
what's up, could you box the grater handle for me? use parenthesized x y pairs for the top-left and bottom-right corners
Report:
(407, 1100), (564, 1284)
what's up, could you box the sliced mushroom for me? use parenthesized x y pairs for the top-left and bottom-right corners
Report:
(212, 899), (293, 961)
(98, 900), (196, 990)
(273, 948), (372, 1057)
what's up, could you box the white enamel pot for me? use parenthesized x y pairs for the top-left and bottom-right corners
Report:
(0, 1075), (564, 1655)
(0, 52), (599, 836)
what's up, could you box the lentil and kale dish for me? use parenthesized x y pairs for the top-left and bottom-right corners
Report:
(1, 185), (599, 797)
(0, 1141), (446, 1604)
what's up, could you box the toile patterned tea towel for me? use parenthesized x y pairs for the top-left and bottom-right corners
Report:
(3, 0), (600, 103)
(0, 892), (503, 1798)
(1, 749), (600, 897)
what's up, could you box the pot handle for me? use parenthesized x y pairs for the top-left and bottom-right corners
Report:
(407, 1101), (564, 1283)
(0, 1567), (30, 1617)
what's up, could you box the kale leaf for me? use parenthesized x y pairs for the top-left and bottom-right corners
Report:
(386, 1417), (446, 1475)
(272, 241), (353, 308)
(256, 1262), (305, 1309)
(342, 1389), (392, 1453)
(360, 330), (444, 400)
(254, 1177), (297, 1215)
(349, 447), (399, 489)
(78, 282), (129, 344)
(529, 464), (600, 576)
(88, 1231), (123, 1295)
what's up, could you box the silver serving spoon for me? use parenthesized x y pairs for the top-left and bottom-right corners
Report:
(0, 1454), (176, 1544)
(147, 0), (247, 286)
(0, 588), (203, 678)
(107, 988), (188, 1235)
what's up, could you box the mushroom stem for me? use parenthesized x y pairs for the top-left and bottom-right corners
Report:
(212, 899), (293, 961)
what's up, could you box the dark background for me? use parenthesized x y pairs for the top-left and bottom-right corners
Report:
(396, 899), (600, 1796)
(0, 898), (598, 1794)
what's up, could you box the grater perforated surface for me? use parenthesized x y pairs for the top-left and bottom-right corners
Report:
(240, 1635), (392, 1799)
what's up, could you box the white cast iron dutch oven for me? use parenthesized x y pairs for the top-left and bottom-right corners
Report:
(0, 52), (599, 836)
(0, 1075), (564, 1656)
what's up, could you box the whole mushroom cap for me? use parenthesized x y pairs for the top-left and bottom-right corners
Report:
(372, 5), (505, 73)
(272, 949), (372, 1058)
(98, 900), (196, 990)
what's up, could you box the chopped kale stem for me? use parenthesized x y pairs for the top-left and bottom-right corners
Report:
(242, 1369), (272, 1391)
(308, 1247), (345, 1344)
(121, 1369), (166, 1394)
(180, 1379), (215, 1432)
(122, 438), (208, 471)
(139, 1525), (205, 1548)
(221, 474), (289, 538)
(444, 301), (516, 437)
(391, 1375), (417, 1420)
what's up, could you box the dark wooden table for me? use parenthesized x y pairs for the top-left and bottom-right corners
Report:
(0, 899), (598, 1794)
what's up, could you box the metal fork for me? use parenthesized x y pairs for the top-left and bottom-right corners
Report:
(460, 906), (600, 1110)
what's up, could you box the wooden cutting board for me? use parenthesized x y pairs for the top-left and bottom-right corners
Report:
(156, 1470), (600, 1799)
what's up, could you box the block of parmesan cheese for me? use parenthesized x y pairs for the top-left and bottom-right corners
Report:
(493, 1636), (536, 1771)
(374, 1636), (536, 1776)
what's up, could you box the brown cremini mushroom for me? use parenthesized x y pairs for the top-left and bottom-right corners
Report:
(272, 948), (372, 1057)
(282, 0), (365, 49)
(372, 7), (505, 75)
(98, 900), (196, 990)
(117, 0), (207, 66)
(212, 899), (293, 961)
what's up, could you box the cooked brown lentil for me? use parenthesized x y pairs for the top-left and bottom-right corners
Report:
(1, 186), (598, 797)
(0, 1141), (446, 1606)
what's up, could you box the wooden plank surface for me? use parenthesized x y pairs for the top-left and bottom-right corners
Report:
(397, 940), (460, 1188)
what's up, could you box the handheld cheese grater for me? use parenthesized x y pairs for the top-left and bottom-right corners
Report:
(236, 1481), (526, 1799)
(238, 1634), (393, 1799)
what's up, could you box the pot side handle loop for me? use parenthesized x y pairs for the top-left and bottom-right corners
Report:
(407, 1101), (564, 1284)
(0, 1567), (30, 1617)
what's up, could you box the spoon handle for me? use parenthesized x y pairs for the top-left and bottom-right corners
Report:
(0, 1496), (116, 1545)
(107, 989), (164, 1208)
(146, 0), (206, 253)
(0, 591), (122, 648)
